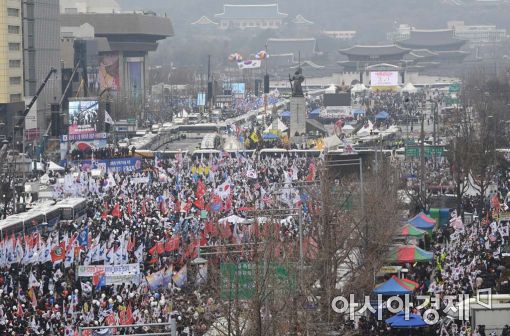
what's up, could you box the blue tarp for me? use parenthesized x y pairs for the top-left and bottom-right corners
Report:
(309, 108), (320, 119)
(262, 133), (279, 140)
(373, 277), (412, 296)
(385, 311), (427, 328)
(280, 111), (291, 118)
(375, 111), (389, 120)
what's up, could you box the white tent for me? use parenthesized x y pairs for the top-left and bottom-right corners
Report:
(356, 120), (374, 136)
(342, 124), (355, 134)
(218, 215), (253, 225)
(325, 84), (338, 94)
(323, 135), (341, 149)
(47, 161), (65, 172)
(402, 82), (417, 93)
(264, 118), (288, 133)
(351, 83), (367, 93)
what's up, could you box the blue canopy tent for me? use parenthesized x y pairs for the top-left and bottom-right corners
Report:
(262, 133), (279, 140)
(375, 111), (389, 120)
(280, 111), (291, 118)
(373, 277), (413, 296)
(352, 109), (366, 117)
(408, 212), (436, 231)
(385, 311), (427, 328)
(308, 108), (320, 119)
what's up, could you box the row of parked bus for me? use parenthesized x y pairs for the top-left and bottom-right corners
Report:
(0, 198), (87, 236)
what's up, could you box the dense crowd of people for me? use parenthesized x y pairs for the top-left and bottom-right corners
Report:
(0, 152), (318, 335)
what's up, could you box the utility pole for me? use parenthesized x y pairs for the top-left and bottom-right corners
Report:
(419, 112), (426, 211)
(207, 55), (212, 112)
(432, 98), (437, 169)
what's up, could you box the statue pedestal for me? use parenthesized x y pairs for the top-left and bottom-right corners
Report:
(290, 96), (306, 143)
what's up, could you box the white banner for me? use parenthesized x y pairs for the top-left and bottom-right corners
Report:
(370, 71), (399, 86)
(130, 176), (150, 185)
(77, 263), (140, 277)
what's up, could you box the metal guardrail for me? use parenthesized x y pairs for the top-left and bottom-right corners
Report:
(78, 321), (177, 336)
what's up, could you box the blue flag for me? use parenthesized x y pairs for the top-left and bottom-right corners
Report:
(77, 226), (89, 247)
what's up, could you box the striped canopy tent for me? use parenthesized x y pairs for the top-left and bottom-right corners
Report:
(373, 275), (420, 295)
(386, 245), (433, 263)
(408, 212), (436, 232)
(399, 224), (427, 237)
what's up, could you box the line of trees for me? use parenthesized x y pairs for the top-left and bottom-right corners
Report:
(446, 71), (510, 215)
(200, 157), (402, 335)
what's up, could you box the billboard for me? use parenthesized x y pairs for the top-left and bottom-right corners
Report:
(224, 83), (245, 94)
(370, 71), (399, 86)
(68, 100), (99, 135)
(98, 52), (120, 91)
(197, 93), (206, 106)
(69, 139), (107, 152)
(323, 93), (351, 107)
(126, 58), (143, 105)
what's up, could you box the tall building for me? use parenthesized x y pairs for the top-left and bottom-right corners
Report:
(60, 12), (174, 122)
(0, 0), (25, 136)
(22, 0), (62, 132)
(448, 21), (507, 44)
(60, 0), (120, 14)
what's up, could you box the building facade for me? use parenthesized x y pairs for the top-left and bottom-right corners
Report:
(448, 21), (507, 44)
(0, 0), (23, 105)
(0, 0), (25, 138)
(60, 13), (173, 122)
(322, 30), (356, 41)
(60, 0), (120, 14)
(22, 0), (62, 132)
(215, 4), (287, 30)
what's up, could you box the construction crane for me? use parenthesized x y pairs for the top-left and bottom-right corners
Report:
(33, 62), (82, 158)
(18, 67), (57, 127)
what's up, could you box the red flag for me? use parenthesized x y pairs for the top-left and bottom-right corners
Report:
(127, 202), (132, 216)
(50, 242), (66, 263)
(111, 203), (121, 218)
(200, 231), (207, 246)
(105, 313), (117, 334)
(184, 199), (192, 213)
(196, 179), (206, 199)
(119, 305), (134, 324)
(194, 197), (205, 210)
(148, 244), (160, 264)
(92, 269), (105, 287)
(127, 236), (136, 252)
(127, 303), (134, 324)
(141, 200), (146, 216)
(155, 241), (165, 254)
(218, 222), (232, 239)
(164, 235), (180, 252)
(204, 220), (217, 236)
(16, 302), (23, 318)
(185, 240), (199, 259)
